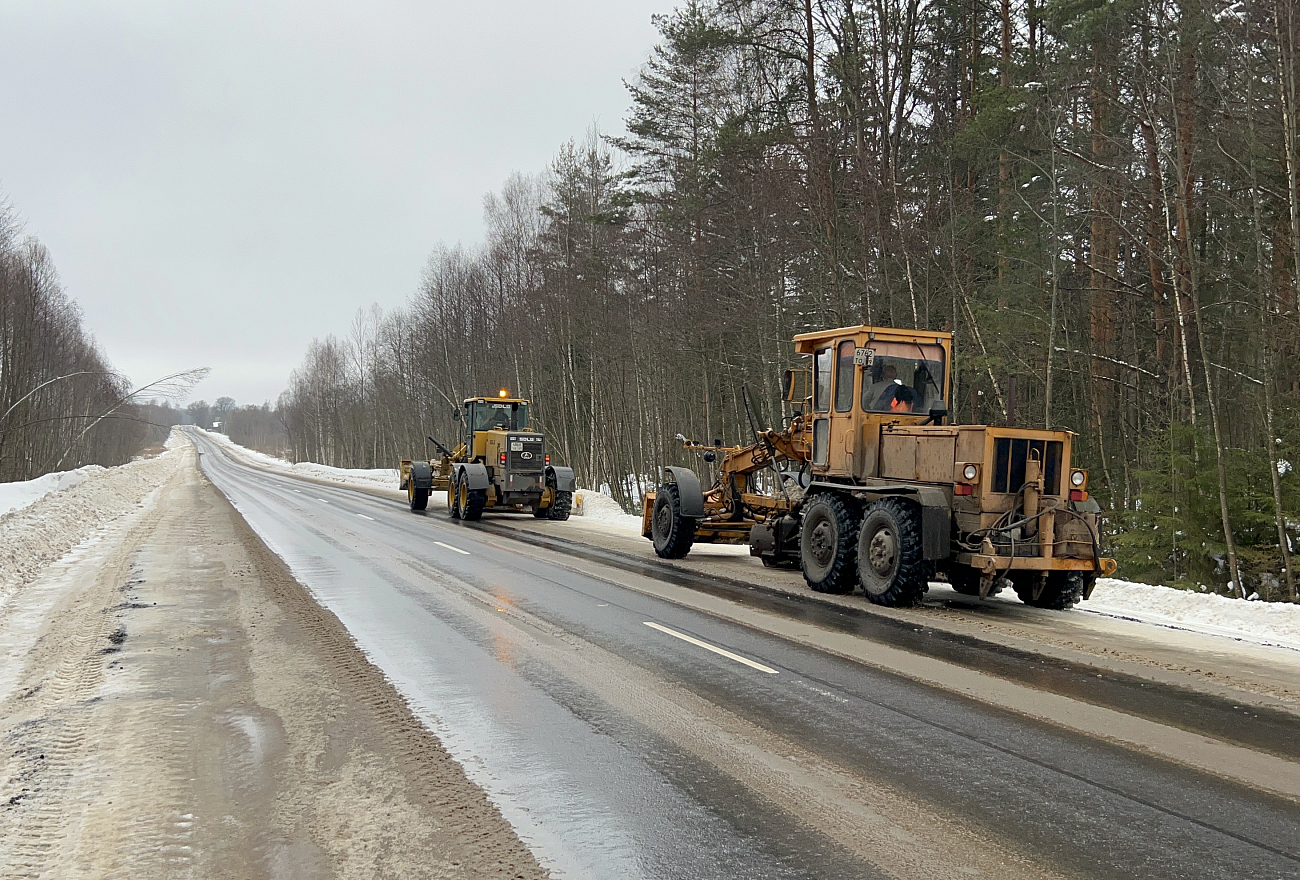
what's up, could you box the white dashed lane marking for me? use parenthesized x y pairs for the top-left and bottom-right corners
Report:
(434, 541), (470, 556)
(643, 622), (779, 674)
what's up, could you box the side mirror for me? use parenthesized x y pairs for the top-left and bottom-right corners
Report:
(782, 369), (810, 403)
(452, 408), (461, 422)
(923, 405), (948, 426)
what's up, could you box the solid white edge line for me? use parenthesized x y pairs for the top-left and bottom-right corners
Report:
(356, 513), (374, 521)
(643, 622), (779, 674)
(433, 540), (471, 556)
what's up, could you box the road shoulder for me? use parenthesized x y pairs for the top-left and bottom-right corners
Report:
(0, 442), (547, 879)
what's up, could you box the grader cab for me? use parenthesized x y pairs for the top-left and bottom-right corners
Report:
(642, 325), (1116, 609)
(399, 392), (576, 522)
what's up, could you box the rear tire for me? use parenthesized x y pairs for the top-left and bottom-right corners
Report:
(1011, 570), (1090, 609)
(652, 484), (697, 558)
(856, 497), (927, 607)
(533, 499), (550, 518)
(799, 493), (861, 594)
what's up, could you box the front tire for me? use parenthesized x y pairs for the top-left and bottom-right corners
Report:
(546, 489), (572, 521)
(857, 498), (928, 607)
(651, 484), (697, 558)
(408, 478), (429, 511)
(799, 493), (861, 594)
(459, 480), (486, 521)
(1012, 570), (1090, 610)
(448, 474), (461, 519)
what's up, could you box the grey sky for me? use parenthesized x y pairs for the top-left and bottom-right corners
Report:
(0, 1), (664, 405)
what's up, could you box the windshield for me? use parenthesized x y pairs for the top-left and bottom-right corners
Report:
(859, 343), (945, 414)
(472, 401), (529, 431)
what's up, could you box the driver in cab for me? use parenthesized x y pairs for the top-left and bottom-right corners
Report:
(881, 383), (916, 414)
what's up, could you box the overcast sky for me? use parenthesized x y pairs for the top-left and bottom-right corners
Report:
(0, 0), (664, 405)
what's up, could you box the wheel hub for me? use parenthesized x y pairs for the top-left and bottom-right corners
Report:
(867, 527), (897, 577)
(809, 520), (834, 566)
(655, 502), (672, 535)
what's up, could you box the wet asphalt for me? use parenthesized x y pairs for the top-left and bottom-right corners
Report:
(192, 431), (1300, 880)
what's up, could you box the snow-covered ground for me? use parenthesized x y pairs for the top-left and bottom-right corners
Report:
(1085, 578), (1300, 651)
(0, 465), (105, 517)
(194, 430), (1300, 653)
(0, 432), (186, 610)
(197, 429), (398, 493)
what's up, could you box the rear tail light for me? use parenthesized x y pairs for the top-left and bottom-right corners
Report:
(953, 484), (973, 496)
(545, 454), (550, 465)
(499, 452), (506, 465)
(1069, 489), (1088, 502)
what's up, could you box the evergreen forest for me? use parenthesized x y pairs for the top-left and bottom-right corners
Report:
(277, 0), (1300, 601)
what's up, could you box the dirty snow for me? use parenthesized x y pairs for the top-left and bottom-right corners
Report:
(0, 465), (105, 517)
(0, 431), (185, 611)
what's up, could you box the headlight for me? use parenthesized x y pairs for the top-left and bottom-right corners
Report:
(1071, 470), (1087, 487)
(963, 464), (978, 481)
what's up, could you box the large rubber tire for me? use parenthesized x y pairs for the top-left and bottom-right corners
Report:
(1011, 570), (1091, 610)
(947, 566), (983, 596)
(533, 499), (550, 518)
(460, 480), (487, 521)
(448, 474), (461, 519)
(652, 484), (697, 559)
(546, 490), (572, 521)
(409, 486), (429, 511)
(800, 493), (861, 594)
(946, 566), (1002, 597)
(856, 497), (928, 607)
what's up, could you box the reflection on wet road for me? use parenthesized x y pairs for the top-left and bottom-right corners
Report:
(191, 430), (1300, 880)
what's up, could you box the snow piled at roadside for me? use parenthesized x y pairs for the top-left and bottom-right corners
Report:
(1086, 578), (1300, 651)
(0, 465), (106, 518)
(197, 429), (398, 492)
(575, 490), (642, 532)
(0, 431), (186, 610)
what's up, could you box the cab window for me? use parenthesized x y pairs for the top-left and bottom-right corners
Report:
(814, 348), (832, 413)
(834, 341), (855, 412)
(474, 402), (528, 431)
(860, 342), (946, 415)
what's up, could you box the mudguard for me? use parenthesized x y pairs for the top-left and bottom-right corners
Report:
(663, 466), (705, 518)
(546, 465), (576, 493)
(913, 486), (953, 561)
(409, 460), (434, 490)
(458, 462), (490, 490)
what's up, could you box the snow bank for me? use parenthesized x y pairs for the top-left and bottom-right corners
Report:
(197, 429), (398, 493)
(1087, 578), (1300, 651)
(0, 465), (106, 518)
(0, 432), (186, 610)
(574, 490), (641, 533)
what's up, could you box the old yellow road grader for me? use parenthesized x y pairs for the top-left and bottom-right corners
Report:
(400, 392), (575, 522)
(642, 325), (1117, 609)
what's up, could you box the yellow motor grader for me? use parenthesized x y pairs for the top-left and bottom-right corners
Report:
(399, 392), (575, 522)
(641, 325), (1116, 609)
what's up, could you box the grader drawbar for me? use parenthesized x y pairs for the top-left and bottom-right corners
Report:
(642, 325), (1116, 609)
(400, 392), (575, 522)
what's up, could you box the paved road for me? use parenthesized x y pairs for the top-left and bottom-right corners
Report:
(191, 430), (1300, 880)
